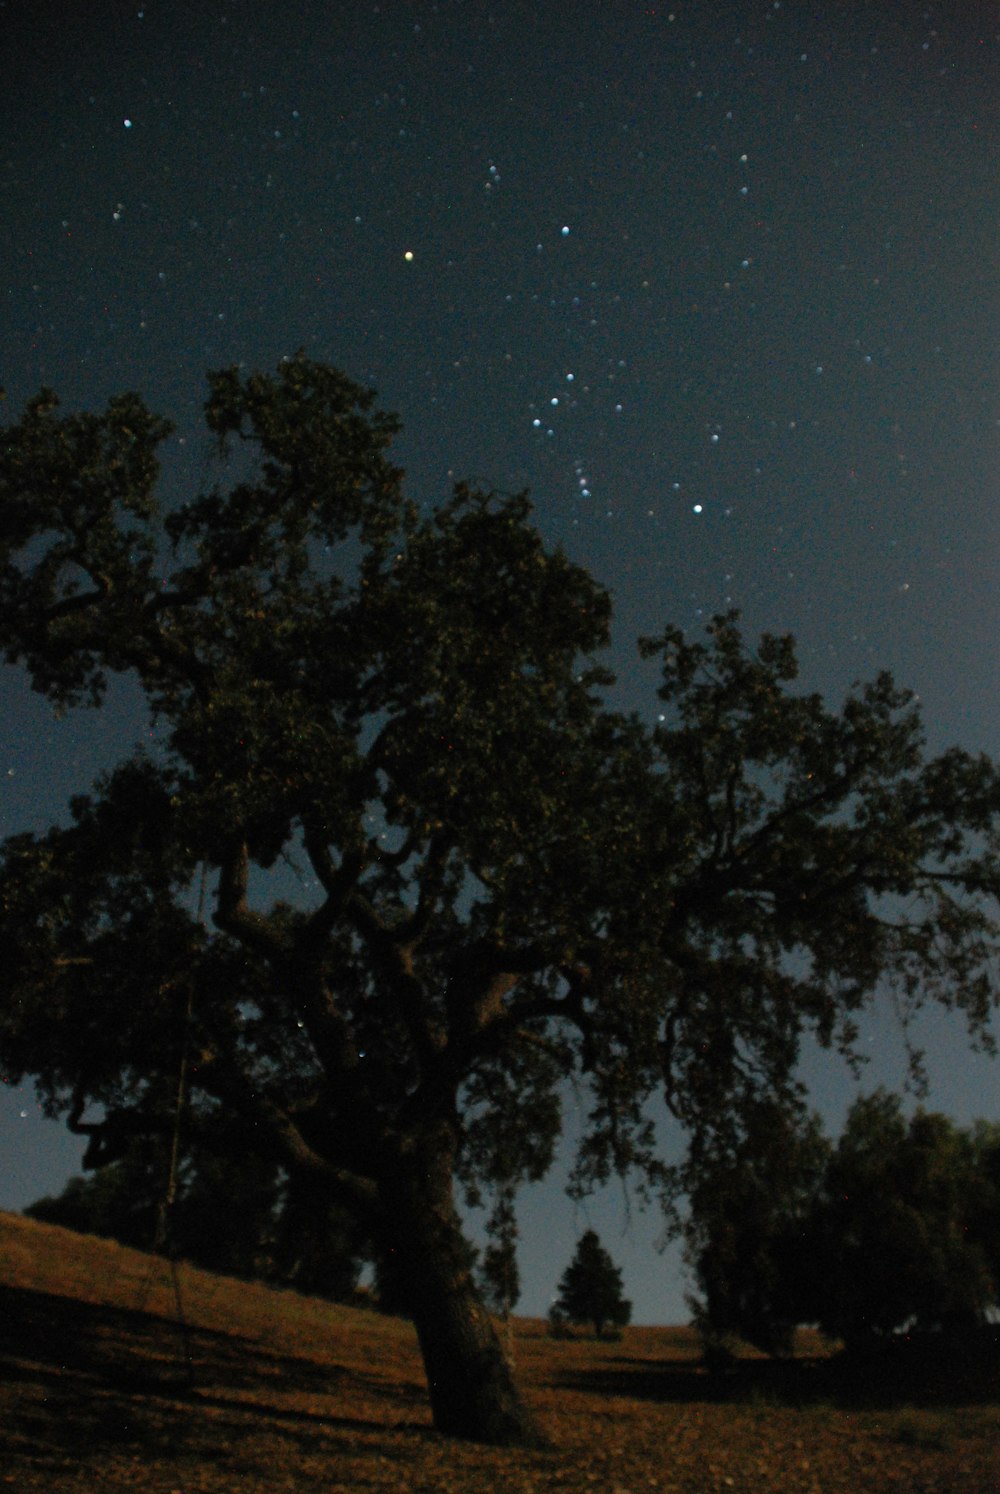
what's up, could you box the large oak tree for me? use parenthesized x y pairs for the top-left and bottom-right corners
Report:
(1, 357), (998, 1445)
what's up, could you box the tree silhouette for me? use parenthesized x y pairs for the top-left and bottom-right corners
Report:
(2, 356), (999, 1444)
(684, 1100), (830, 1360)
(810, 1095), (999, 1348)
(687, 1093), (1000, 1357)
(26, 1135), (367, 1298)
(553, 1230), (632, 1337)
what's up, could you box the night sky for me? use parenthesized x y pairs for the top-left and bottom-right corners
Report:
(2, 0), (998, 1324)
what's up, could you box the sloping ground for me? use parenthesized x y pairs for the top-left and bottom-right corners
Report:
(1, 1211), (998, 1492)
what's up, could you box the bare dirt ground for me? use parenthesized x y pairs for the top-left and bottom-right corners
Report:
(2, 1211), (998, 1492)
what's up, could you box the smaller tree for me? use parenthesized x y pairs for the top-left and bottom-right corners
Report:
(684, 1101), (830, 1360)
(552, 1229), (632, 1338)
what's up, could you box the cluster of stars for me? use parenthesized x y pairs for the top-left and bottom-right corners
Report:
(15, 5), (983, 636)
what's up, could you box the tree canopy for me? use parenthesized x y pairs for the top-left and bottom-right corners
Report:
(1, 356), (999, 1444)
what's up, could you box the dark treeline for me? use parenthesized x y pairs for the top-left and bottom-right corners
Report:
(687, 1091), (1000, 1363)
(25, 1133), (368, 1303)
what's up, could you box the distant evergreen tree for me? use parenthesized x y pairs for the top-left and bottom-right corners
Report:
(552, 1230), (631, 1337)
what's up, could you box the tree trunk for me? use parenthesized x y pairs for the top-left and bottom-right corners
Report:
(383, 1132), (546, 1448)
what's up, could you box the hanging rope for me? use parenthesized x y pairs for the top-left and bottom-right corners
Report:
(151, 975), (196, 1383)
(154, 979), (194, 1253)
(137, 862), (208, 1384)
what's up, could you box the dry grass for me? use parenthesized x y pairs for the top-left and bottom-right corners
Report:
(2, 1210), (999, 1492)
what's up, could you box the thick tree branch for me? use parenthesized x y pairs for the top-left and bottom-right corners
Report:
(423, 954), (592, 1105)
(68, 1088), (170, 1168)
(347, 891), (445, 1067)
(214, 840), (289, 958)
(191, 1043), (381, 1220)
(301, 830), (366, 948)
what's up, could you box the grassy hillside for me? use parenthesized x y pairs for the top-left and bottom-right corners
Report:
(2, 1209), (998, 1492)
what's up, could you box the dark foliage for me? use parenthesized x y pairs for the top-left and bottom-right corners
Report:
(2, 357), (999, 1442)
(552, 1229), (632, 1338)
(26, 1137), (367, 1299)
(684, 1100), (829, 1361)
(687, 1093), (1000, 1359)
(478, 1188), (521, 1319)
